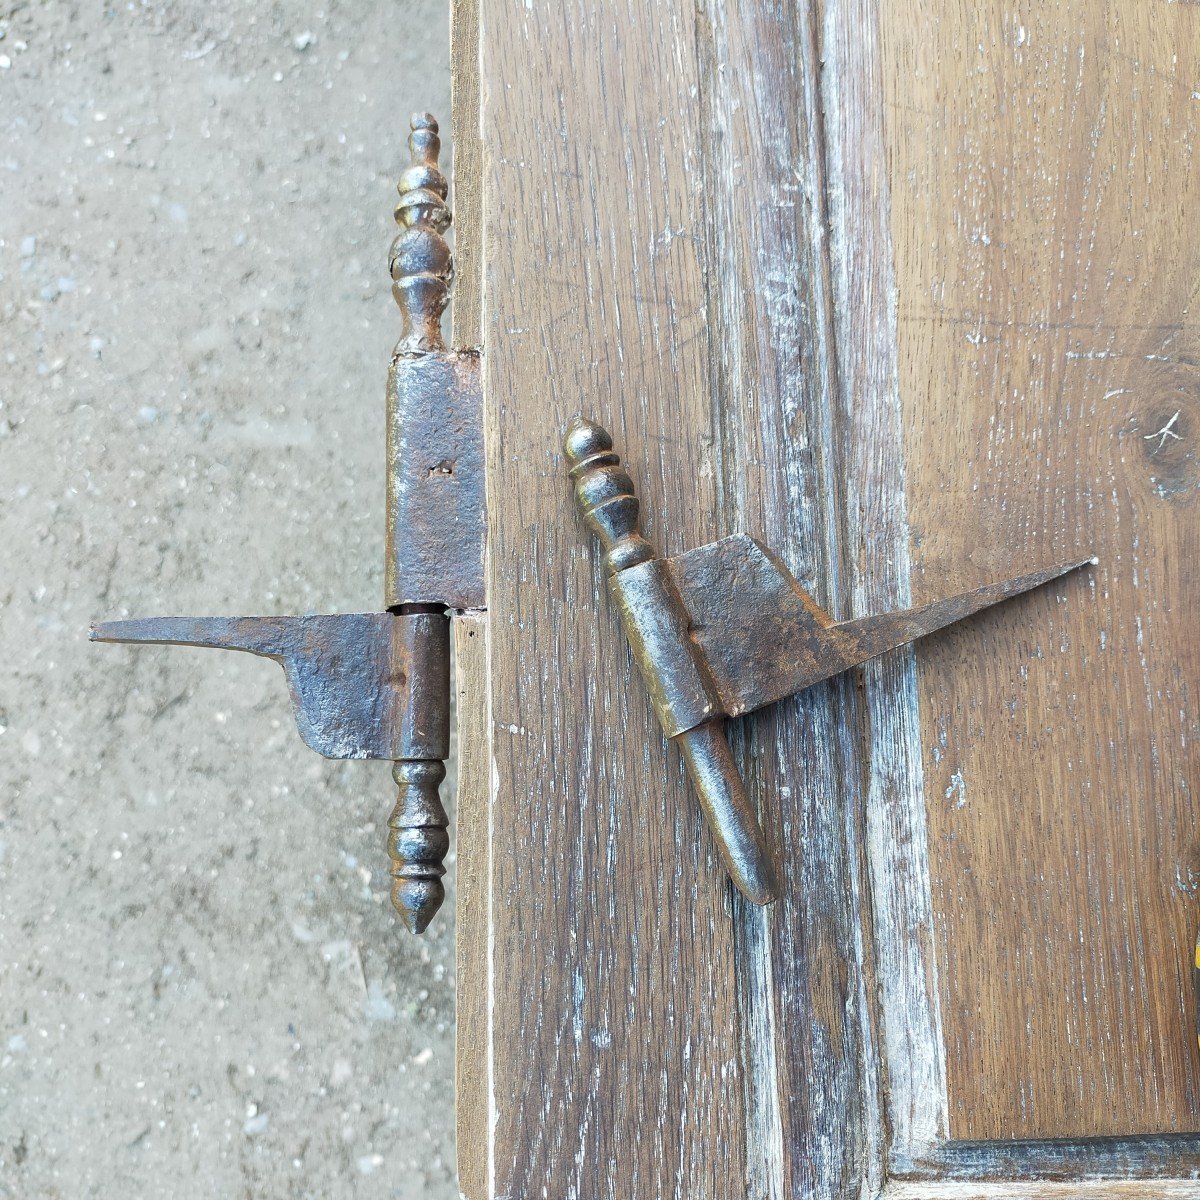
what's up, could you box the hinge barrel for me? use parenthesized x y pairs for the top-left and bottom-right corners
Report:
(385, 351), (484, 610)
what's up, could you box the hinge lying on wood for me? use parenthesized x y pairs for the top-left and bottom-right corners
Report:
(564, 418), (1093, 905)
(92, 114), (482, 935)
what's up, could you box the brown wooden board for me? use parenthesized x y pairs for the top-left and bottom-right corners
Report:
(453, 0), (1200, 1193)
(472, 4), (751, 1193)
(460, 0), (872, 1194)
(881, 0), (1200, 1141)
(453, 613), (489, 1200)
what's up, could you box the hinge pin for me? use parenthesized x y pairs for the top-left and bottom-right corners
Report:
(563, 417), (781, 905)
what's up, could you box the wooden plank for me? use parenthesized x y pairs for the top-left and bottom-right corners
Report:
(463, 0), (1200, 1190)
(468, 0), (909, 1191)
(450, 0), (482, 350)
(907, 1134), (1200, 1182)
(886, 1183), (1200, 1200)
(454, 613), (489, 1200)
(451, 11), (487, 1192)
(819, 0), (949, 1171)
(879, 0), (1200, 1141)
(475, 4), (752, 1196)
(696, 2), (869, 1196)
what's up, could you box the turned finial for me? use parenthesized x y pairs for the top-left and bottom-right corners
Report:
(391, 113), (452, 353)
(563, 416), (655, 573)
(388, 759), (449, 934)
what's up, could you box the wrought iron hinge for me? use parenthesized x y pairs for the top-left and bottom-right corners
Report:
(90, 112), (1094, 931)
(92, 114), (482, 935)
(564, 418), (1093, 905)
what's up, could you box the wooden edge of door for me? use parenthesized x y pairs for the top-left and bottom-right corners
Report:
(453, 611), (489, 1199)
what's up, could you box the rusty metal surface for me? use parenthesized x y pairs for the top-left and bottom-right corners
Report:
(828, 560), (1093, 669)
(611, 558), (719, 739)
(91, 112), (479, 935)
(390, 759), (449, 934)
(390, 112), (452, 355)
(385, 111), (485, 611)
(665, 534), (833, 720)
(385, 349), (485, 610)
(563, 415), (1094, 908)
(668, 535), (1093, 718)
(90, 612), (450, 762)
(563, 415), (781, 905)
(676, 720), (780, 905)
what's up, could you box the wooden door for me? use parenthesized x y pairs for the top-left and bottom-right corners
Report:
(449, 1), (1200, 1196)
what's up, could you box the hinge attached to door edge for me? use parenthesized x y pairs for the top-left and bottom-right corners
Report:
(92, 113), (483, 937)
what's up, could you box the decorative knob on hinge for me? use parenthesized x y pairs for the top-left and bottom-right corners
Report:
(563, 418), (656, 573)
(391, 112), (452, 354)
(388, 760), (450, 935)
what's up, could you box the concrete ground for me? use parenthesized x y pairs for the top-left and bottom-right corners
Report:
(0, 3), (458, 1196)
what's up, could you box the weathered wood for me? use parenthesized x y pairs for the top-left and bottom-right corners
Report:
(474, 3), (753, 1194)
(454, 0), (1200, 1193)
(820, 0), (950, 1176)
(696, 2), (868, 1195)
(454, 613), (489, 1200)
(450, 0), (482, 350)
(450, 10), (487, 1189)
(886, 1183), (1200, 1200)
(879, 0), (1200, 1142)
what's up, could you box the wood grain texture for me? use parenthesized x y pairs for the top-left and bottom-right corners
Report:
(880, 0), (1200, 1142)
(454, 613), (489, 1200)
(458, 0), (1200, 1193)
(469, 0), (881, 1194)
(885, 1183), (1200, 1200)
(476, 4), (749, 1196)
(695, 2), (868, 1195)
(450, 0), (482, 350)
(451, 11), (487, 1187)
(820, 0), (949, 1173)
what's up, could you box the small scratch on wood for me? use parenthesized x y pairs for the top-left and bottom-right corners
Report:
(944, 772), (967, 809)
(1143, 410), (1182, 453)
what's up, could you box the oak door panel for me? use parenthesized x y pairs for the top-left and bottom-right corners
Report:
(882, 0), (1200, 1140)
(453, 0), (1200, 1194)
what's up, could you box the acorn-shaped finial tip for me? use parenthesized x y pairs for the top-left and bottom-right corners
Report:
(563, 416), (613, 468)
(388, 760), (449, 934)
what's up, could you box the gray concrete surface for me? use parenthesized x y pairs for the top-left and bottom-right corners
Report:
(0, 3), (458, 1196)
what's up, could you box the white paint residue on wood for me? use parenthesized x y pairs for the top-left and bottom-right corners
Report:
(822, 0), (950, 1169)
(696, 6), (788, 1193)
(1143, 411), (1182, 453)
(698, 0), (888, 1189)
(944, 772), (968, 809)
